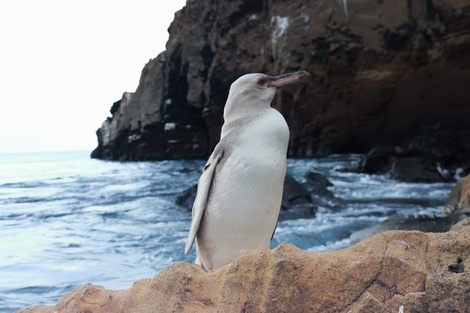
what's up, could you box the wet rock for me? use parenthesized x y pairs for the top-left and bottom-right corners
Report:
(305, 171), (333, 196)
(281, 175), (312, 209)
(278, 203), (318, 220)
(390, 157), (446, 183)
(304, 170), (342, 209)
(175, 184), (198, 211)
(360, 145), (450, 183)
(20, 219), (470, 313)
(360, 119), (470, 182)
(360, 146), (397, 174)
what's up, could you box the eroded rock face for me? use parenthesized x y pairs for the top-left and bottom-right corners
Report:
(91, 53), (208, 161)
(20, 219), (470, 313)
(91, 0), (470, 175)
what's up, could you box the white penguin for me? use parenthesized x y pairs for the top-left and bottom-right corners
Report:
(185, 71), (310, 272)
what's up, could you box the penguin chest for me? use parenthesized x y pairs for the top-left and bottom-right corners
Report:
(220, 148), (286, 212)
(205, 111), (289, 239)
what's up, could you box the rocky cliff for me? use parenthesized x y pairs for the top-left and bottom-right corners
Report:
(91, 0), (470, 175)
(19, 218), (470, 313)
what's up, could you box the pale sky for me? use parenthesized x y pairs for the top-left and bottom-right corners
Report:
(0, 0), (186, 153)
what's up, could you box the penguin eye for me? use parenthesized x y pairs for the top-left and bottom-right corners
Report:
(257, 77), (268, 87)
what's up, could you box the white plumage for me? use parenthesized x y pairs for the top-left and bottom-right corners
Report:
(185, 71), (309, 272)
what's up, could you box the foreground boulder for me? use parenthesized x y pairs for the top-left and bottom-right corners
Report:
(20, 219), (470, 313)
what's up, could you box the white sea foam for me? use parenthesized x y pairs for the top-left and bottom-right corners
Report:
(454, 168), (465, 180)
(164, 122), (176, 131)
(308, 238), (351, 252)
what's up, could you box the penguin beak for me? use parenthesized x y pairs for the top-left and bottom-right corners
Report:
(268, 70), (310, 88)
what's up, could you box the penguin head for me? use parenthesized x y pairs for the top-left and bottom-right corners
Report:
(223, 71), (309, 122)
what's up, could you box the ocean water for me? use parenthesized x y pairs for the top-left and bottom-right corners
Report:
(0, 151), (453, 312)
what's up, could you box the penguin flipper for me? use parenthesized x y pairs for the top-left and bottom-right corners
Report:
(184, 149), (224, 254)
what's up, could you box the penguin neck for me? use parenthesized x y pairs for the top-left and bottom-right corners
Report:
(223, 94), (273, 124)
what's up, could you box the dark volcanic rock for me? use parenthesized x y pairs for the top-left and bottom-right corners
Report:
(305, 171), (334, 196)
(90, 54), (208, 161)
(175, 184), (198, 210)
(304, 170), (343, 209)
(359, 120), (470, 182)
(281, 175), (312, 209)
(360, 146), (449, 183)
(390, 157), (445, 183)
(280, 175), (317, 220)
(92, 0), (470, 170)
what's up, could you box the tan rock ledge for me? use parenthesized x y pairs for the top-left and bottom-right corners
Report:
(19, 219), (470, 313)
